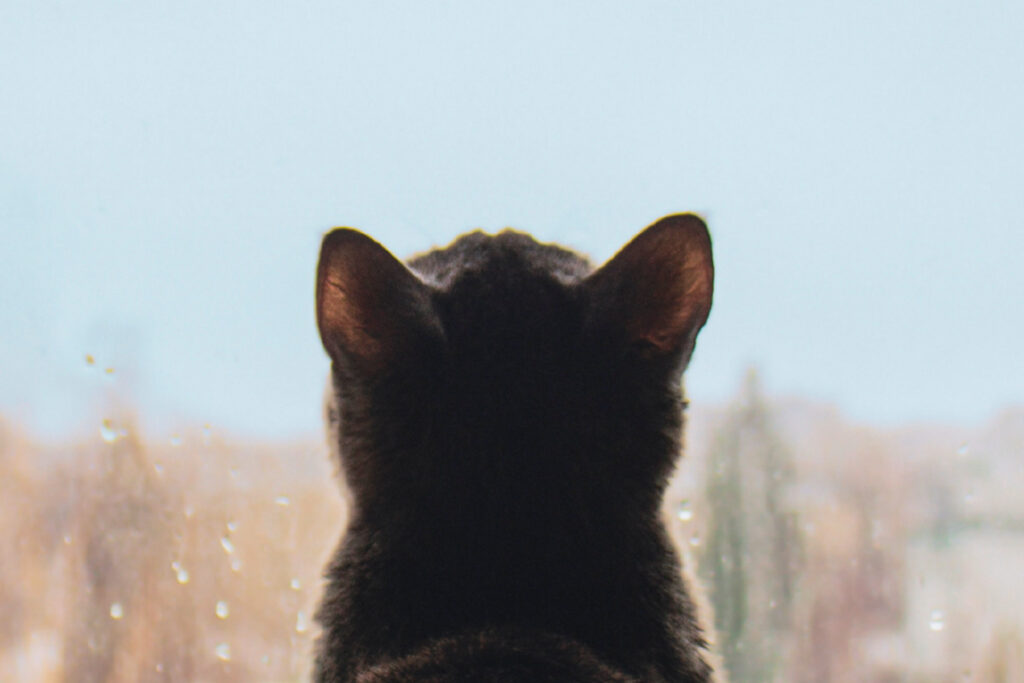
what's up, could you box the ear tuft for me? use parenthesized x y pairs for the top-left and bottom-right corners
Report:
(316, 228), (438, 372)
(585, 213), (714, 363)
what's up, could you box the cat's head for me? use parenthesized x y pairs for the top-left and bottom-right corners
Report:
(316, 215), (713, 518)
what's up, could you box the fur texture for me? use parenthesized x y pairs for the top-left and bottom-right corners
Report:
(314, 215), (715, 682)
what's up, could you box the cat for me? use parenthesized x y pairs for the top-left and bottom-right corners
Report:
(313, 214), (715, 682)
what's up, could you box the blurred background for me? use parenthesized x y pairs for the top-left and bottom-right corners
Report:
(2, 2), (1022, 681)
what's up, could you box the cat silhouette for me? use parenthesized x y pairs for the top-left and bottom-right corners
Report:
(314, 214), (715, 682)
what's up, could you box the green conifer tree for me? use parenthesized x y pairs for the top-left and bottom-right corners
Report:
(700, 369), (801, 682)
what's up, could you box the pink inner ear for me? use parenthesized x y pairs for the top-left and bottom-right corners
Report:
(629, 276), (709, 352)
(319, 275), (384, 360)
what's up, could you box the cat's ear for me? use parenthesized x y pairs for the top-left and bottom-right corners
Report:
(584, 213), (714, 364)
(316, 228), (440, 372)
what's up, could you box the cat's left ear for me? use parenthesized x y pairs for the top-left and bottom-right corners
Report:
(584, 213), (714, 365)
(316, 228), (440, 374)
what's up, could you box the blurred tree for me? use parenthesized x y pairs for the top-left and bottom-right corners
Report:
(61, 416), (199, 683)
(978, 623), (1024, 683)
(700, 369), (802, 682)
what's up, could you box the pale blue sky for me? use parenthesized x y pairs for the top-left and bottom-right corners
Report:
(2, 1), (1022, 440)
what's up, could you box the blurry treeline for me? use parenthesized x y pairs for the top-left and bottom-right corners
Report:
(671, 371), (1024, 683)
(3, 371), (1024, 682)
(0, 415), (342, 682)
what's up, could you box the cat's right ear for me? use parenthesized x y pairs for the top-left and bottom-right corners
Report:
(584, 213), (714, 367)
(316, 229), (440, 373)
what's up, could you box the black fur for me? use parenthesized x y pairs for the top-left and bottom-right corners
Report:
(314, 215), (715, 682)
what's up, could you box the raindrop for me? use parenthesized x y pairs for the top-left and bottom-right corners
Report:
(85, 354), (95, 366)
(169, 435), (182, 447)
(202, 424), (212, 445)
(215, 643), (231, 662)
(171, 561), (190, 585)
(274, 496), (291, 506)
(100, 419), (121, 444)
(296, 611), (308, 633)
(675, 501), (692, 521)
(63, 534), (72, 545)
(230, 557), (242, 573)
(929, 610), (945, 631)
(957, 443), (969, 457)
(153, 463), (164, 475)
(184, 504), (195, 519)
(220, 536), (235, 554)
(155, 663), (163, 673)
(215, 601), (229, 619)
(104, 367), (115, 376)
(226, 521), (238, 532)
(109, 602), (124, 620)
(688, 533), (701, 547)
(290, 578), (301, 591)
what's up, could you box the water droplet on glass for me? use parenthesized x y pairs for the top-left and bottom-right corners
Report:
(226, 521), (238, 532)
(230, 467), (241, 480)
(202, 424), (212, 445)
(929, 610), (945, 631)
(220, 536), (235, 554)
(110, 602), (124, 619)
(675, 501), (692, 522)
(957, 443), (969, 457)
(216, 600), (229, 619)
(85, 354), (95, 366)
(100, 419), (121, 444)
(104, 367), (116, 376)
(169, 435), (182, 447)
(155, 663), (163, 673)
(274, 496), (291, 506)
(290, 578), (301, 590)
(295, 610), (308, 633)
(153, 462), (164, 475)
(171, 561), (190, 584)
(688, 533), (701, 547)
(215, 643), (231, 661)
(230, 557), (242, 572)
(183, 504), (195, 519)
(63, 534), (72, 545)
